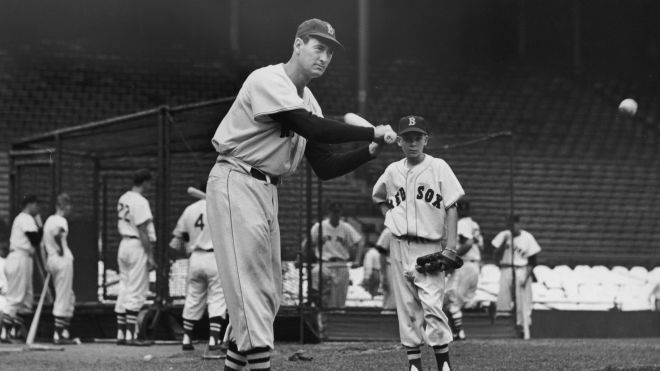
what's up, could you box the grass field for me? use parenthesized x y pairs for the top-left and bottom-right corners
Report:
(1, 339), (659, 370)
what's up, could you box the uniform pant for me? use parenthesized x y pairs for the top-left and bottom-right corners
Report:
(3, 250), (34, 317)
(445, 261), (480, 311)
(311, 262), (350, 309)
(207, 163), (281, 352)
(381, 261), (397, 310)
(497, 266), (532, 326)
(114, 238), (149, 314)
(46, 255), (75, 318)
(390, 239), (453, 348)
(183, 250), (227, 320)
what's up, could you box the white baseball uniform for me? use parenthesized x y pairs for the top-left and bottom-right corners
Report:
(372, 155), (464, 348)
(114, 190), (155, 314)
(491, 229), (541, 326)
(173, 200), (226, 321)
(3, 212), (39, 318)
(309, 219), (362, 308)
(376, 228), (396, 310)
(207, 63), (320, 352)
(43, 214), (75, 318)
(445, 217), (483, 310)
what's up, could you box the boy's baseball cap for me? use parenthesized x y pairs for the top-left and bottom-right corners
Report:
(398, 115), (429, 135)
(295, 18), (344, 50)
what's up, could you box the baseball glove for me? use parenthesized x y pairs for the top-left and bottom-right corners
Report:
(415, 249), (464, 273)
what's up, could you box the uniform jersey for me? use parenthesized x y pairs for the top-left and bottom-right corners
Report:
(458, 217), (483, 261)
(43, 215), (72, 260)
(212, 63), (323, 177)
(372, 155), (465, 240)
(491, 229), (541, 266)
(9, 212), (39, 254)
(310, 219), (362, 261)
(117, 191), (155, 241)
(173, 199), (212, 253)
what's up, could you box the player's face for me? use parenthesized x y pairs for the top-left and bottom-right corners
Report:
(62, 203), (72, 217)
(27, 202), (39, 216)
(397, 133), (428, 159)
(296, 37), (334, 78)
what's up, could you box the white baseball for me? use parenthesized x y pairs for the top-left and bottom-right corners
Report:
(143, 354), (153, 361)
(618, 98), (637, 116)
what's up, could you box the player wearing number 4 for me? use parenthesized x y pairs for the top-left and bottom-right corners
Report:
(115, 169), (157, 346)
(170, 179), (228, 355)
(372, 116), (465, 371)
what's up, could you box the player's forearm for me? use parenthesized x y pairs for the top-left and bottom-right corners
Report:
(305, 142), (373, 180)
(271, 109), (374, 143)
(445, 205), (458, 252)
(138, 225), (154, 258)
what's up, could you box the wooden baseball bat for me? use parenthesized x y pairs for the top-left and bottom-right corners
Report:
(187, 187), (206, 200)
(343, 112), (397, 144)
(26, 272), (51, 346)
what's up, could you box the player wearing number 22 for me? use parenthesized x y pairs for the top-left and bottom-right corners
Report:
(206, 18), (392, 371)
(169, 179), (227, 353)
(372, 116), (465, 371)
(114, 169), (157, 346)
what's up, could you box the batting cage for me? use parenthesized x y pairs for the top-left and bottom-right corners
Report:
(10, 97), (524, 342)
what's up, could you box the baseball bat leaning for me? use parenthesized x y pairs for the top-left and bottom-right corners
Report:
(26, 272), (51, 346)
(343, 113), (397, 144)
(187, 187), (206, 200)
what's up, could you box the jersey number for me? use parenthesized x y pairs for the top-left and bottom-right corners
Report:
(117, 203), (131, 222)
(194, 214), (205, 230)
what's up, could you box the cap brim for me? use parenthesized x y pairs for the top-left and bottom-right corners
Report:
(307, 33), (344, 50)
(398, 127), (428, 135)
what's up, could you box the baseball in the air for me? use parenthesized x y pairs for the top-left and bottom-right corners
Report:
(143, 354), (153, 361)
(618, 98), (638, 116)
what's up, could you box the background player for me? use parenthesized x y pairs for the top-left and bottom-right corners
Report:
(169, 180), (227, 354)
(206, 18), (392, 371)
(1, 194), (42, 343)
(114, 169), (156, 346)
(444, 200), (484, 340)
(491, 214), (541, 339)
(375, 227), (396, 311)
(372, 115), (465, 371)
(43, 193), (76, 345)
(308, 202), (363, 309)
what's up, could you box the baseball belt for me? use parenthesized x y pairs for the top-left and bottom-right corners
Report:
(395, 235), (438, 244)
(249, 167), (281, 186)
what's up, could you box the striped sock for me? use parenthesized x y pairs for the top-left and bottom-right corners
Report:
(1, 315), (12, 340)
(208, 316), (223, 346)
(14, 315), (26, 337)
(54, 316), (66, 339)
(451, 309), (463, 331)
(406, 347), (422, 371)
(125, 310), (138, 341)
(182, 318), (195, 344)
(62, 317), (72, 339)
(246, 347), (271, 370)
(433, 344), (450, 371)
(116, 313), (126, 340)
(224, 341), (247, 371)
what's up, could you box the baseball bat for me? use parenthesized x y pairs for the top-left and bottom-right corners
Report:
(26, 272), (51, 346)
(187, 186), (206, 200)
(343, 112), (397, 144)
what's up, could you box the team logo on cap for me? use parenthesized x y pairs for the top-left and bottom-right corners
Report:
(327, 23), (335, 36)
(408, 117), (416, 126)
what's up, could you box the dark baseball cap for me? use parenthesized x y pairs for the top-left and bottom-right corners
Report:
(398, 115), (429, 135)
(295, 18), (344, 50)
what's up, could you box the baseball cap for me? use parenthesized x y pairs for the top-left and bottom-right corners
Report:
(295, 18), (344, 50)
(398, 115), (429, 135)
(457, 218), (473, 239)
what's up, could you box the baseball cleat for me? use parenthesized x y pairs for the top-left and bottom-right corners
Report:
(182, 343), (195, 351)
(457, 329), (466, 340)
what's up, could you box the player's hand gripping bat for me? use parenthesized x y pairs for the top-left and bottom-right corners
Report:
(344, 112), (397, 144)
(187, 187), (206, 200)
(415, 249), (464, 273)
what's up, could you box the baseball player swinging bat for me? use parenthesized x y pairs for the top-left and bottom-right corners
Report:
(187, 187), (206, 200)
(343, 113), (397, 144)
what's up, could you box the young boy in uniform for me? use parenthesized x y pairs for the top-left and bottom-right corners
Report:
(372, 115), (465, 371)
